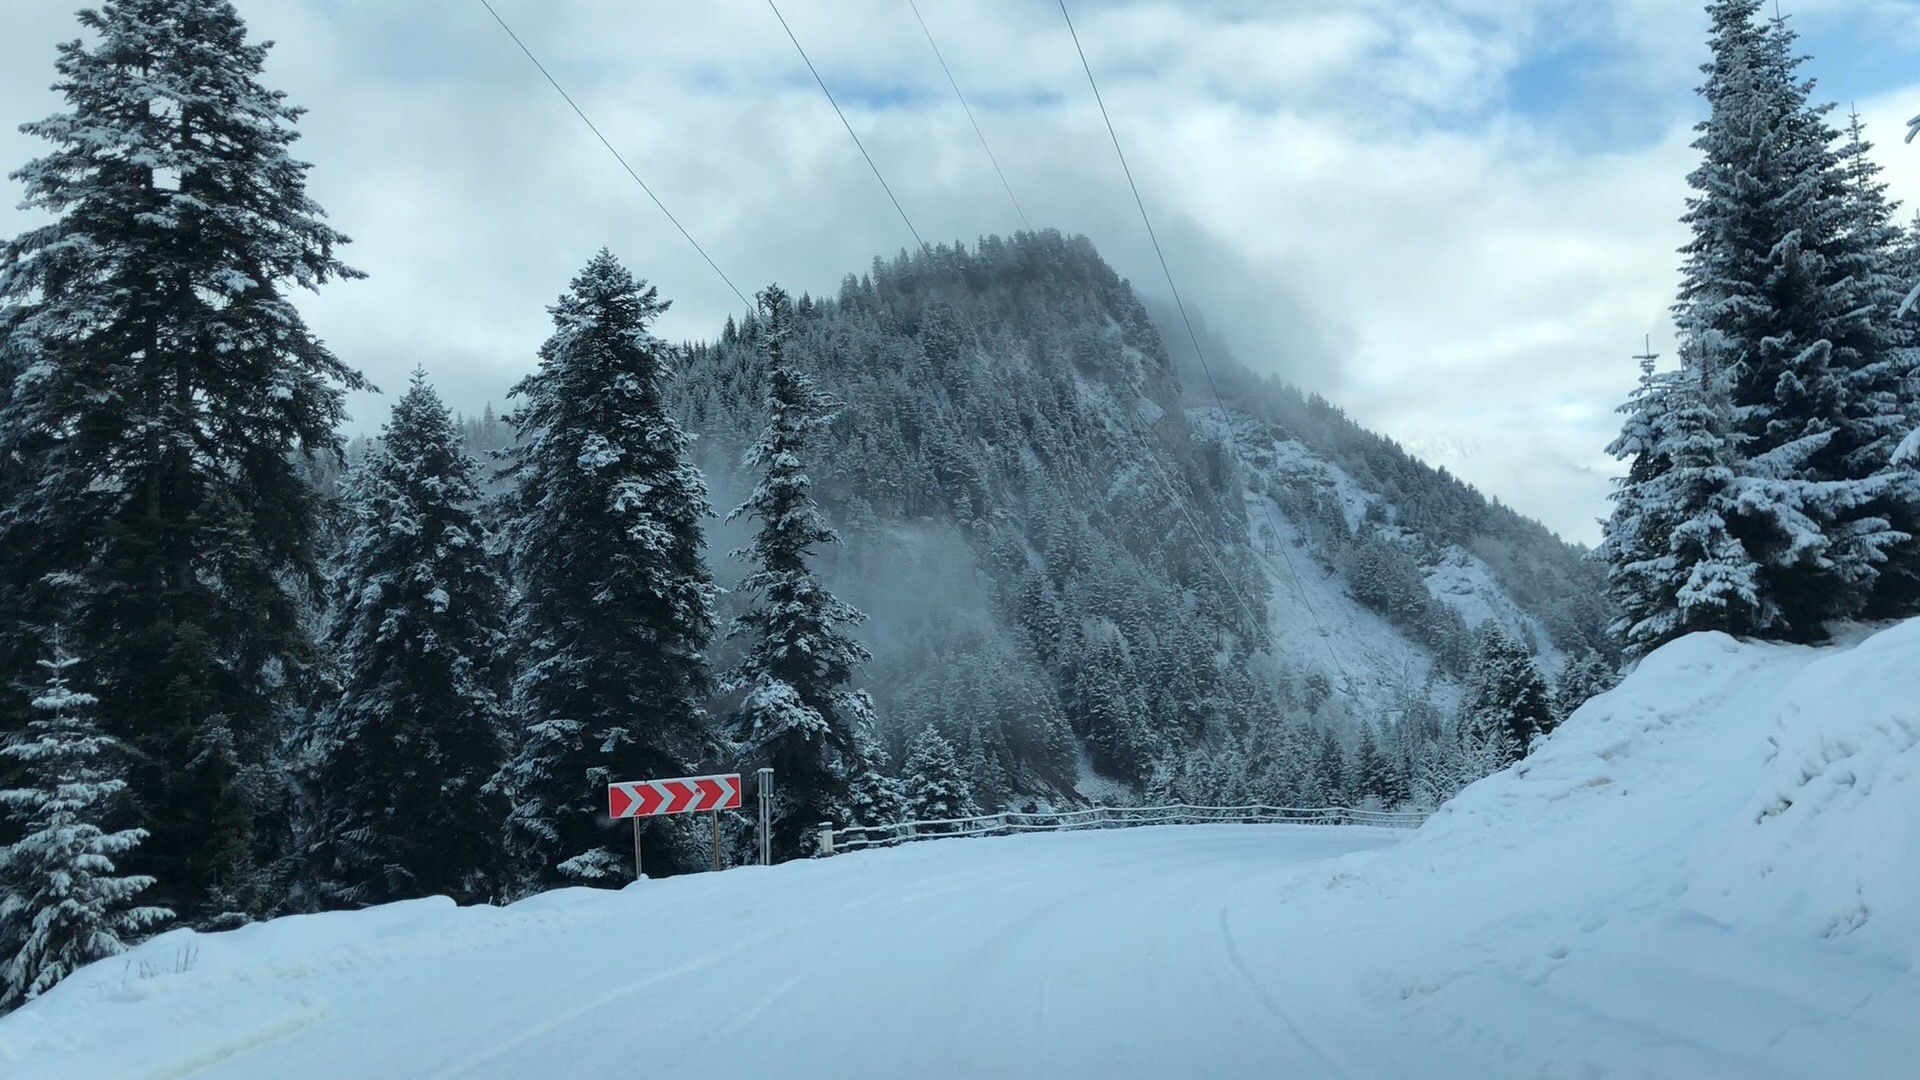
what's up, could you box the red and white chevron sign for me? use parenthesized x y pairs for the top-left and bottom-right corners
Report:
(608, 773), (742, 819)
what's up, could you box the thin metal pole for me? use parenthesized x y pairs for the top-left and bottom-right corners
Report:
(757, 767), (773, 866)
(712, 809), (722, 872)
(633, 817), (643, 881)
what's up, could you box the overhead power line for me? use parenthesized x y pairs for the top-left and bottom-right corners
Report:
(889, 5), (1265, 640)
(765, 0), (928, 251)
(907, 0), (1031, 233)
(1056, 0), (1355, 690)
(1056, 0), (1224, 410)
(477, 0), (750, 308)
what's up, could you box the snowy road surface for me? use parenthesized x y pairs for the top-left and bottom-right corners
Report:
(0, 826), (1430, 1080)
(8, 622), (1920, 1078)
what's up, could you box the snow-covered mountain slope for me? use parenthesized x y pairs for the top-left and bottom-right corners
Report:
(1210, 408), (1571, 719)
(4, 619), (1915, 1078)
(672, 233), (1611, 802)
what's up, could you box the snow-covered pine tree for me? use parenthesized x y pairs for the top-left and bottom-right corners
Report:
(1897, 216), (1920, 469)
(0, 644), (171, 1010)
(1076, 628), (1154, 783)
(0, 310), (33, 750)
(1460, 625), (1555, 764)
(1668, 2), (1906, 632)
(1313, 727), (1348, 806)
(1553, 650), (1620, 722)
(1453, 715), (1516, 788)
(1352, 726), (1392, 809)
(1410, 724), (1473, 810)
(1380, 733), (1414, 809)
(1897, 214), (1920, 316)
(846, 757), (907, 833)
(903, 729), (977, 833)
(306, 372), (512, 908)
(1832, 112), (1920, 615)
(726, 285), (880, 860)
(0, 0), (367, 922)
(493, 251), (718, 889)
(1603, 343), (1772, 654)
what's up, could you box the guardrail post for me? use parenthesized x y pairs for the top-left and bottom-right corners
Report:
(817, 822), (834, 857)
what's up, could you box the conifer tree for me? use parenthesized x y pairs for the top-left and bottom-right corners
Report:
(1313, 728), (1348, 806)
(1411, 730), (1467, 810)
(1833, 112), (1920, 614)
(1353, 726), (1392, 808)
(1553, 651), (1620, 722)
(903, 729), (976, 832)
(1897, 214), (1920, 320)
(0, 0), (367, 921)
(307, 372), (512, 907)
(0, 644), (171, 1009)
(1076, 630), (1153, 782)
(847, 759), (907, 832)
(726, 285), (880, 860)
(1461, 626), (1554, 764)
(1602, 360), (1769, 652)
(1668, 2), (1907, 631)
(492, 251), (717, 889)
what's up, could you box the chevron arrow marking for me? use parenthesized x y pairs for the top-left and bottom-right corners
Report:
(635, 782), (667, 817)
(608, 784), (635, 819)
(608, 773), (743, 818)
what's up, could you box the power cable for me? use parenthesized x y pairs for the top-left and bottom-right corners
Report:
(765, 0), (928, 251)
(889, 3), (1273, 650)
(477, 0), (750, 308)
(1056, 0), (1356, 690)
(886, 3), (1269, 643)
(906, 0), (1031, 233)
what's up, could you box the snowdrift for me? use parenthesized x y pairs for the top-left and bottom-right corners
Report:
(0, 622), (1916, 1078)
(1274, 618), (1920, 1076)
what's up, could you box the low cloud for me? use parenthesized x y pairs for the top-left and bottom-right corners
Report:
(1, 0), (1915, 545)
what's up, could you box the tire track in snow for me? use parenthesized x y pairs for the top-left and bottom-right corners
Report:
(143, 1011), (322, 1080)
(1216, 904), (1367, 1080)
(414, 875), (918, 1080)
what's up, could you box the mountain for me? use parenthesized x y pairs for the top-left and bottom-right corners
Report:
(670, 230), (1613, 807)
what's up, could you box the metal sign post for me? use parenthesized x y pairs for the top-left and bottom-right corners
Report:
(757, 767), (774, 865)
(633, 818), (643, 881)
(712, 808), (722, 872)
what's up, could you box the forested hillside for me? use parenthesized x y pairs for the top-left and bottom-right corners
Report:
(667, 230), (1613, 811)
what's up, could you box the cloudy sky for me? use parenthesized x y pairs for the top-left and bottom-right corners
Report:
(2, 0), (1917, 543)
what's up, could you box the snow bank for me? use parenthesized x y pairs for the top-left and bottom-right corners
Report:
(1693, 620), (1920, 950)
(1268, 620), (1920, 1077)
(1425, 620), (1920, 965)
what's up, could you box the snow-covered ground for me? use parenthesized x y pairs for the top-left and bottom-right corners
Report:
(4, 621), (1918, 1078)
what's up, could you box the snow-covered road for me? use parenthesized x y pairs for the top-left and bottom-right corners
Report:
(0, 825), (1418, 1080)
